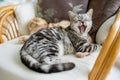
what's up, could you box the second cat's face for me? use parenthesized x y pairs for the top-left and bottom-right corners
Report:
(68, 9), (93, 35)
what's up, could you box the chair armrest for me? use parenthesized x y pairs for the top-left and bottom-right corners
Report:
(0, 5), (19, 43)
(89, 9), (120, 80)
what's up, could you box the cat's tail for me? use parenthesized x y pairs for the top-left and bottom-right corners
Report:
(20, 54), (75, 73)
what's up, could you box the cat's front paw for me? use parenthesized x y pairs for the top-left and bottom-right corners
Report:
(75, 52), (90, 58)
(96, 44), (102, 51)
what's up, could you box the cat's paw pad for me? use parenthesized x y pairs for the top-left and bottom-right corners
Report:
(96, 44), (102, 50)
(99, 45), (102, 49)
(75, 52), (90, 58)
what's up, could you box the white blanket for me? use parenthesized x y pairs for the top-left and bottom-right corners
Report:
(0, 38), (120, 80)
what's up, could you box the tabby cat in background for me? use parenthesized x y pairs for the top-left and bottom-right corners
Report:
(20, 9), (101, 73)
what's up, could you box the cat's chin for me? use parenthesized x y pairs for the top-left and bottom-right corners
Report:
(79, 25), (86, 34)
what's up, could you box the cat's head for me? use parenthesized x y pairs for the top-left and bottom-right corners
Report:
(68, 9), (93, 35)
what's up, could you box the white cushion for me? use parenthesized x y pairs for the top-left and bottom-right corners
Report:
(96, 15), (116, 44)
(14, 2), (36, 35)
(0, 38), (120, 80)
(0, 38), (101, 80)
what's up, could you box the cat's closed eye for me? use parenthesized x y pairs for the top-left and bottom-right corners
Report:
(85, 20), (90, 22)
(83, 19), (90, 22)
(74, 20), (78, 23)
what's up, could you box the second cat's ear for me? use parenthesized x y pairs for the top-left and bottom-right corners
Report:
(87, 9), (93, 18)
(68, 11), (76, 21)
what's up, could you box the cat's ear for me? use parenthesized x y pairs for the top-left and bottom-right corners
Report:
(87, 9), (93, 18)
(68, 11), (76, 21)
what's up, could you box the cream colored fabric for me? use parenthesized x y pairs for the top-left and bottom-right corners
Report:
(0, 38), (120, 80)
(96, 15), (116, 44)
(14, 2), (36, 35)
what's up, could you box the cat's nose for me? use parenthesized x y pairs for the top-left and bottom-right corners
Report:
(81, 21), (84, 25)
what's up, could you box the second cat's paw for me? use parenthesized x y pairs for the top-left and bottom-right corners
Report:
(75, 52), (90, 58)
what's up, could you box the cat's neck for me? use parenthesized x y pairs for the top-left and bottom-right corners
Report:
(80, 33), (89, 37)
(65, 26), (88, 36)
(65, 26), (90, 40)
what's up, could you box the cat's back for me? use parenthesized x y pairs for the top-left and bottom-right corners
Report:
(35, 27), (64, 36)
(33, 27), (65, 40)
(21, 27), (66, 50)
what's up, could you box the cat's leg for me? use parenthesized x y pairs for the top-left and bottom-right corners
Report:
(39, 55), (75, 73)
(41, 55), (70, 64)
(41, 55), (61, 65)
(76, 52), (90, 58)
(75, 43), (102, 58)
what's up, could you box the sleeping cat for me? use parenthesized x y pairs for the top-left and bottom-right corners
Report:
(20, 9), (100, 73)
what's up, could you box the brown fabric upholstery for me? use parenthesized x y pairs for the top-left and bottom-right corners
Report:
(88, 0), (120, 41)
(38, 0), (89, 22)
(38, 0), (120, 41)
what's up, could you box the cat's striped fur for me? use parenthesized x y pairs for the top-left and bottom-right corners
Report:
(20, 9), (101, 73)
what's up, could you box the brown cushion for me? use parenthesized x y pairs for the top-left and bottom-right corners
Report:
(37, 0), (89, 22)
(88, 0), (120, 41)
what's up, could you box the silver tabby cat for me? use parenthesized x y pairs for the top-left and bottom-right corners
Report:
(20, 9), (100, 73)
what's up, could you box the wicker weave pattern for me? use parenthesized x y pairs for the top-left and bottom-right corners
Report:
(0, 5), (19, 43)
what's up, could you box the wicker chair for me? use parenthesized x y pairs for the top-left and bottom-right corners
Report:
(0, 5), (19, 43)
(89, 10), (120, 80)
(0, 5), (120, 80)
